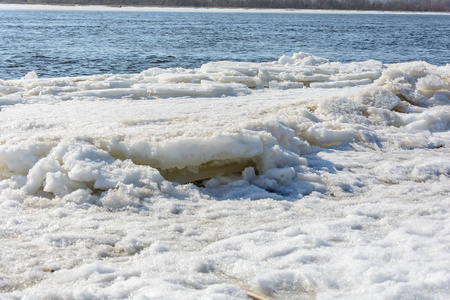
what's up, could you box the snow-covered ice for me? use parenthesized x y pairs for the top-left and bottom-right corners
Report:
(0, 52), (449, 299)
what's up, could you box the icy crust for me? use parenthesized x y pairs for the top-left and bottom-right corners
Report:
(0, 52), (446, 105)
(0, 53), (449, 205)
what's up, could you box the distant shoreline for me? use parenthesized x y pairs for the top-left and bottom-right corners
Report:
(1, 3), (449, 15)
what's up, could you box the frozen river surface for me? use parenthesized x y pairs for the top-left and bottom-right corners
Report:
(0, 50), (449, 299)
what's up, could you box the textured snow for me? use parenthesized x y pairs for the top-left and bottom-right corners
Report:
(0, 52), (449, 299)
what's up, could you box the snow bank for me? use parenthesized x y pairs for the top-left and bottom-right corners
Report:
(0, 53), (449, 299)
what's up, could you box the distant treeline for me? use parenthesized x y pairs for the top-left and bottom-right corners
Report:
(2, 0), (450, 12)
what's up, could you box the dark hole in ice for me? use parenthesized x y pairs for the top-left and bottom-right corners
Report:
(158, 158), (259, 185)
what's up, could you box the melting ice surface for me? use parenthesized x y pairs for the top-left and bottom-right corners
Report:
(0, 53), (449, 299)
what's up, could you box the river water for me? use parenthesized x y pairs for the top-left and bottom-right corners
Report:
(0, 9), (449, 79)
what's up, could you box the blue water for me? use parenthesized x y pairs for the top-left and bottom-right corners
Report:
(0, 9), (449, 80)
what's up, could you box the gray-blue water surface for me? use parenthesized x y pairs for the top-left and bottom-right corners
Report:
(0, 9), (449, 80)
